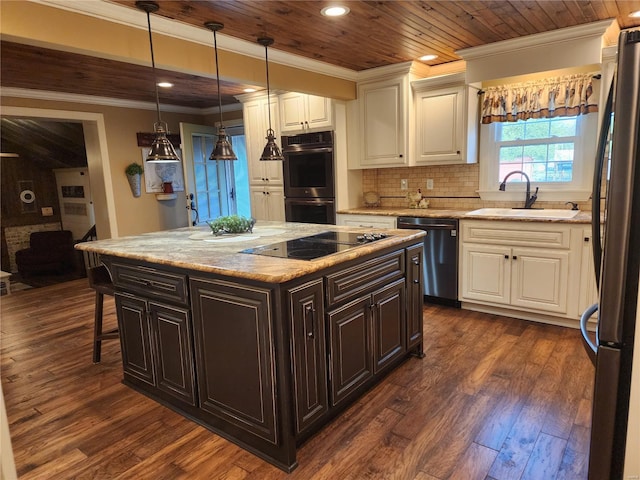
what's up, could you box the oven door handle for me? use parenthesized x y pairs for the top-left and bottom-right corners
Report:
(283, 146), (333, 155)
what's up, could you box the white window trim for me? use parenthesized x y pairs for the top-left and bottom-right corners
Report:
(478, 113), (597, 202)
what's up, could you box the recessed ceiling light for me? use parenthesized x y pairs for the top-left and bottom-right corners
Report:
(419, 54), (438, 62)
(321, 5), (350, 17)
(243, 88), (257, 93)
(157, 82), (173, 88)
(630, 10), (640, 18)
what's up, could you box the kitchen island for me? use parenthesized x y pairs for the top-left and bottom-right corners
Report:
(76, 222), (425, 472)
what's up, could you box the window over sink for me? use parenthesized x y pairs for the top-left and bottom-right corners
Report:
(497, 117), (578, 183)
(478, 103), (598, 202)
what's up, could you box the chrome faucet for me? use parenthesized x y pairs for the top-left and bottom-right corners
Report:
(499, 170), (538, 209)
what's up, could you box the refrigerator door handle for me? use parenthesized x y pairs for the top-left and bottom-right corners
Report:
(591, 81), (614, 290)
(580, 302), (599, 365)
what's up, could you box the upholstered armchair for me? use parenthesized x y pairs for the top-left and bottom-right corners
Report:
(15, 230), (76, 276)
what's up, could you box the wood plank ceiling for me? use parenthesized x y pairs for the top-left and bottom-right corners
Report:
(2, 1), (639, 165)
(111, 0), (640, 71)
(3, 1), (640, 109)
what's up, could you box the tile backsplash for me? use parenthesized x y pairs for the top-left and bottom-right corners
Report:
(361, 164), (595, 211)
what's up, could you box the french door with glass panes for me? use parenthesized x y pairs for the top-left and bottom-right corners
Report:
(180, 123), (247, 226)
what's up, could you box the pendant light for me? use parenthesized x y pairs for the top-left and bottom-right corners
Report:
(205, 22), (237, 161)
(257, 37), (284, 161)
(136, 1), (180, 163)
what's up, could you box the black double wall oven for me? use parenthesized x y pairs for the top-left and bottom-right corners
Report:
(282, 130), (336, 224)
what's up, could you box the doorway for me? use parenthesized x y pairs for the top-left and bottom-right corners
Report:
(180, 122), (250, 226)
(1, 107), (115, 293)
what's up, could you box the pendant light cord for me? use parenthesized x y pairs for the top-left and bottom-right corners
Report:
(264, 43), (273, 132)
(213, 29), (225, 127)
(145, 9), (162, 125)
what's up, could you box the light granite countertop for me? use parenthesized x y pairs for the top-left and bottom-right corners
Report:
(337, 207), (593, 224)
(76, 221), (425, 284)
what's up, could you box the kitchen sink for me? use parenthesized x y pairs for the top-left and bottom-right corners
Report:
(465, 208), (581, 219)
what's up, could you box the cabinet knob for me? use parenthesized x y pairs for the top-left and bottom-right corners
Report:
(513, 255), (518, 260)
(413, 279), (420, 284)
(266, 191), (270, 195)
(504, 255), (509, 259)
(584, 237), (590, 243)
(399, 154), (403, 158)
(413, 260), (419, 266)
(456, 150), (461, 154)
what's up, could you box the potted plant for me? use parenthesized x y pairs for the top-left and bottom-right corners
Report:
(125, 162), (144, 197)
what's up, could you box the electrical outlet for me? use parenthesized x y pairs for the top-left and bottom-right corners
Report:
(400, 179), (408, 190)
(426, 179), (434, 190)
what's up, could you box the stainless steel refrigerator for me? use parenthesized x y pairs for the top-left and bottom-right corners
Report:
(580, 28), (640, 480)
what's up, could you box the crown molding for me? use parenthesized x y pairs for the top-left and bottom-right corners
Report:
(1, 87), (241, 115)
(457, 19), (617, 61)
(356, 61), (433, 83)
(34, 0), (358, 82)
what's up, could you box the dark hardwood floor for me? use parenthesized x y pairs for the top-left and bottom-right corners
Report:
(0, 279), (594, 479)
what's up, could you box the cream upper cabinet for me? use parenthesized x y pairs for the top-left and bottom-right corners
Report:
(460, 220), (579, 320)
(412, 73), (478, 165)
(242, 95), (284, 185)
(356, 75), (409, 168)
(279, 92), (333, 133)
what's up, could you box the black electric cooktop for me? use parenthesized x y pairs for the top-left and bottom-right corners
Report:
(241, 231), (390, 260)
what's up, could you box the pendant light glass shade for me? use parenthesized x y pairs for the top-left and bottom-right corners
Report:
(257, 37), (284, 161)
(136, 1), (180, 164)
(205, 22), (237, 161)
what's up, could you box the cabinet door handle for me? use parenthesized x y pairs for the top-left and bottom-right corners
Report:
(513, 255), (518, 260)
(504, 255), (509, 259)
(584, 237), (590, 243)
(305, 305), (315, 339)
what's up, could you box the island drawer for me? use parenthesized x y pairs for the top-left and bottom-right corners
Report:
(110, 262), (189, 305)
(325, 250), (405, 307)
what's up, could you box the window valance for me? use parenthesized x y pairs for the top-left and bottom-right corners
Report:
(481, 73), (599, 124)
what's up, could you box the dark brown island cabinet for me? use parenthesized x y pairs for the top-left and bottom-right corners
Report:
(100, 238), (424, 472)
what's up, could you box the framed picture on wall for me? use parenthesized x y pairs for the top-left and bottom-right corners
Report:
(141, 148), (185, 193)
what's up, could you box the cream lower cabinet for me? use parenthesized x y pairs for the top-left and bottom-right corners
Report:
(461, 243), (569, 314)
(578, 227), (599, 317)
(250, 186), (285, 222)
(336, 214), (396, 229)
(460, 220), (582, 323)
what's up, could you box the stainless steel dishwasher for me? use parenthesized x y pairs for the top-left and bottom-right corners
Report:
(397, 217), (460, 307)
